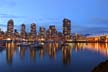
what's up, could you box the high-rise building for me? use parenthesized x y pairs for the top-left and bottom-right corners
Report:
(49, 25), (57, 35)
(38, 26), (46, 42)
(29, 23), (36, 41)
(46, 25), (58, 41)
(63, 19), (71, 42)
(20, 24), (27, 40)
(39, 26), (45, 36)
(63, 19), (71, 36)
(31, 23), (36, 34)
(21, 24), (26, 33)
(6, 19), (14, 40)
(0, 28), (3, 40)
(14, 29), (19, 41)
(7, 19), (14, 34)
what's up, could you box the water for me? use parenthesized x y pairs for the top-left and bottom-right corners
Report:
(0, 43), (108, 72)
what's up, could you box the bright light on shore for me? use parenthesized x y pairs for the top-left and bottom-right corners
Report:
(7, 38), (11, 40)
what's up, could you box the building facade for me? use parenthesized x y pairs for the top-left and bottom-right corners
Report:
(29, 23), (37, 41)
(63, 19), (71, 36)
(6, 19), (14, 40)
(63, 19), (71, 42)
(20, 24), (27, 40)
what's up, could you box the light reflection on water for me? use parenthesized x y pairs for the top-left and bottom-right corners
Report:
(0, 42), (108, 72)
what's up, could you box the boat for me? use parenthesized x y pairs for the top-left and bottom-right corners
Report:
(18, 42), (30, 48)
(30, 42), (43, 48)
(0, 46), (5, 51)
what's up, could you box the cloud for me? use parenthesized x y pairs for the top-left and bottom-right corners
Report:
(90, 18), (108, 25)
(72, 22), (108, 34)
(0, 13), (61, 29)
(0, 24), (19, 27)
(95, 18), (108, 24)
(0, 24), (6, 27)
(0, 13), (61, 24)
(0, 0), (16, 7)
(0, 23), (20, 31)
(0, 13), (26, 18)
(72, 17), (108, 34)
(76, 26), (108, 34)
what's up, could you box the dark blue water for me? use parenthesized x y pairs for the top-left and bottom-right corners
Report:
(0, 43), (107, 72)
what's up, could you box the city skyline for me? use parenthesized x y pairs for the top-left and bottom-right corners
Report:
(0, 1), (108, 72)
(0, 18), (74, 43)
(0, 19), (71, 33)
(0, 0), (108, 34)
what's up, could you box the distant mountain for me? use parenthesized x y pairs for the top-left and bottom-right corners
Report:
(83, 34), (92, 36)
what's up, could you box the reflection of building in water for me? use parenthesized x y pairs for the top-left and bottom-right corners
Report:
(39, 48), (45, 59)
(6, 42), (17, 64)
(74, 43), (108, 57)
(19, 47), (26, 60)
(6, 42), (16, 64)
(6, 48), (13, 64)
(6, 42), (16, 49)
(85, 43), (108, 57)
(72, 43), (86, 52)
(62, 44), (71, 64)
(46, 43), (56, 59)
(29, 48), (36, 61)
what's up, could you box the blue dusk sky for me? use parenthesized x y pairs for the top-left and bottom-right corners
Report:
(0, 0), (108, 34)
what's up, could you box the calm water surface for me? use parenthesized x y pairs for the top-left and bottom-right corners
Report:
(0, 43), (108, 72)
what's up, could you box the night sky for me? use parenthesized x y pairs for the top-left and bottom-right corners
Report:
(0, 0), (108, 34)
